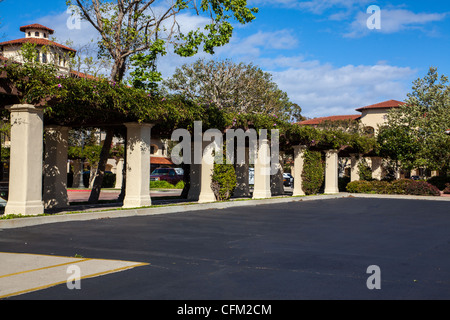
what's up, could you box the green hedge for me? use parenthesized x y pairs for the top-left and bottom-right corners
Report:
(346, 179), (441, 196)
(301, 150), (324, 195)
(150, 180), (177, 189)
(211, 164), (237, 201)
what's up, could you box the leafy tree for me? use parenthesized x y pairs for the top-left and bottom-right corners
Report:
(67, 0), (258, 202)
(163, 58), (302, 122)
(380, 67), (450, 174)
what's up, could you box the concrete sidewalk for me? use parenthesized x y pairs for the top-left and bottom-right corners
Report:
(0, 252), (148, 299)
(0, 193), (449, 230)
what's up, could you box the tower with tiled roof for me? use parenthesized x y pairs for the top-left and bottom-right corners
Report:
(0, 23), (76, 74)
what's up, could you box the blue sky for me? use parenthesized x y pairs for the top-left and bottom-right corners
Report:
(1, 0), (449, 118)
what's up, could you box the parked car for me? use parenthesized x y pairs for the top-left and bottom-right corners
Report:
(174, 168), (184, 176)
(249, 168), (255, 185)
(150, 168), (183, 185)
(283, 173), (294, 187)
(410, 175), (420, 181)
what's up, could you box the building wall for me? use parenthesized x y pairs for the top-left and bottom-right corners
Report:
(358, 109), (389, 134)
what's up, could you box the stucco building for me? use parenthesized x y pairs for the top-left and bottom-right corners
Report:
(297, 99), (438, 179)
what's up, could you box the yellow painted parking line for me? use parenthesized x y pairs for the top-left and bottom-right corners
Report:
(0, 252), (149, 299)
(0, 258), (91, 279)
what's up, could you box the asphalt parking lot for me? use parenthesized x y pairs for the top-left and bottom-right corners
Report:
(1, 197), (449, 300)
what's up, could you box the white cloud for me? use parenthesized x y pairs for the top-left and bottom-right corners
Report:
(345, 8), (448, 37)
(268, 60), (416, 118)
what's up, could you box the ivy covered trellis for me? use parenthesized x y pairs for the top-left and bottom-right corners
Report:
(0, 56), (380, 214)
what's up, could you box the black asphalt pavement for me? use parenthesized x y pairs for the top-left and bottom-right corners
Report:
(1, 197), (450, 300)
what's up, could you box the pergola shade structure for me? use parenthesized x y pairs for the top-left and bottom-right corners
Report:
(0, 61), (379, 215)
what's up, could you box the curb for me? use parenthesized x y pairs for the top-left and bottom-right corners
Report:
(0, 193), (448, 230)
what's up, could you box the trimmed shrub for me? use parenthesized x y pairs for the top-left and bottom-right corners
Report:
(102, 172), (116, 188)
(302, 150), (324, 195)
(150, 180), (175, 189)
(174, 180), (185, 189)
(346, 180), (374, 194)
(81, 171), (116, 188)
(211, 164), (237, 201)
(370, 180), (391, 194)
(427, 176), (450, 191)
(405, 180), (440, 196)
(346, 178), (440, 196)
(389, 179), (415, 195)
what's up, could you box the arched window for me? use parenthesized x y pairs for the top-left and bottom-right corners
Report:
(42, 53), (47, 63)
(35, 32), (40, 37)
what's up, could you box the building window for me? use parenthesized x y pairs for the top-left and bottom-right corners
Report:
(35, 32), (40, 37)
(44, 33), (47, 38)
(42, 53), (47, 63)
(28, 32), (31, 37)
(35, 50), (40, 63)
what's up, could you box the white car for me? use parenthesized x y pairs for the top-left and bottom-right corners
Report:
(249, 168), (254, 185)
(283, 173), (293, 187)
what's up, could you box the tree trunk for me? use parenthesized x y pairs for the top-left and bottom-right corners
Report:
(88, 129), (114, 203)
(111, 58), (127, 83)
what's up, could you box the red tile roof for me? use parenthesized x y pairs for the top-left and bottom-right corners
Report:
(151, 156), (173, 165)
(0, 37), (76, 53)
(20, 24), (54, 34)
(297, 114), (360, 126)
(355, 99), (405, 112)
(70, 70), (99, 80)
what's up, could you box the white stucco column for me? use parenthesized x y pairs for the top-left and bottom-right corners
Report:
(43, 125), (70, 209)
(350, 153), (361, 182)
(123, 122), (153, 208)
(234, 147), (250, 198)
(324, 149), (339, 194)
(252, 138), (272, 199)
(5, 104), (44, 215)
(293, 145), (307, 196)
(115, 158), (124, 189)
(198, 142), (216, 203)
(371, 156), (383, 180)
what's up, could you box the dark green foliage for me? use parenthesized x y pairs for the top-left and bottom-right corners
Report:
(427, 176), (450, 191)
(358, 159), (373, 181)
(301, 150), (324, 195)
(346, 179), (440, 196)
(443, 183), (450, 194)
(211, 163), (237, 201)
(338, 176), (350, 192)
